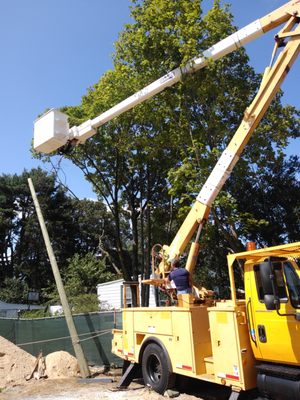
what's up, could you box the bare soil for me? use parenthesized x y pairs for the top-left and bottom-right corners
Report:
(0, 376), (203, 400)
(0, 336), (258, 400)
(0, 336), (36, 388)
(0, 374), (257, 400)
(0, 336), (81, 390)
(0, 335), (201, 400)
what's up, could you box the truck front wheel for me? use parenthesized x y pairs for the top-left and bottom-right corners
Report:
(142, 342), (175, 394)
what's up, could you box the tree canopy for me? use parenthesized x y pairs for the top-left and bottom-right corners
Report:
(0, 168), (119, 304)
(32, 0), (299, 299)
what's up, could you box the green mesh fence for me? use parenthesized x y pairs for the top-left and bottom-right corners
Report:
(0, 311), (123, 367)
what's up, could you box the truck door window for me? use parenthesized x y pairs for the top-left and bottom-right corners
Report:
(283, 262), (300, 309)
(273, 262), (288, 301)
(254, 262), (288, 303)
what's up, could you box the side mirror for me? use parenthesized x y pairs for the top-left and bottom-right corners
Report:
(260, 259), (281, 311)
(264, 294), (277, 311)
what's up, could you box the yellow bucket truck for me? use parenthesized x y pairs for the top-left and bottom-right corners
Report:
(109, 3), (300, 399)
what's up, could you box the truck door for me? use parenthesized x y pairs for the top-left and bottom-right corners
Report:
(249, 259), (300, 364)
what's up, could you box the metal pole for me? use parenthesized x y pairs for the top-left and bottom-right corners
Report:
(28, 178), (90, 378)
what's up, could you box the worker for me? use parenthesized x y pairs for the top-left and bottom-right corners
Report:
(165, 258), (193, 294)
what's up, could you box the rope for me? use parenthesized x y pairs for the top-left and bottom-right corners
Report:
(16, 329), (112, 347)
(79, 330), (111, 343)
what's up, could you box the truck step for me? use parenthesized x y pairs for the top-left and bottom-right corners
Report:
(256, 362), (300, 380)
(198, 373), (215, 383)
(204, 356), (214, 375)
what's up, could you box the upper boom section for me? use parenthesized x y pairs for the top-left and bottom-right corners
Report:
(34, 0), (300, 154)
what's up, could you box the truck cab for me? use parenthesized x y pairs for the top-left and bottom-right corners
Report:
(230, 242), (300, 398)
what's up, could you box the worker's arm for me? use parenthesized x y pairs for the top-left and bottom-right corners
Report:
(164, 276), (171, 285)
(164, 270), (173, 285)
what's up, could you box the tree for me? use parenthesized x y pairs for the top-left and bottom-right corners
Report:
(35, 0), (300, 299)
(0, 168), (80, 299)
(0, 277), (29, 303)
(64, 252), (115, 296)
(56, 0), (238, 299)
(0, 169), (119, 303)
(42, 253), (116, 314)
(229, 154), (300, 246)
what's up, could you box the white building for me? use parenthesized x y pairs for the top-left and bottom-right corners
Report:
(97, 278), (157, 310)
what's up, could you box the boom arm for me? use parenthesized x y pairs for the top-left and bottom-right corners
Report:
(164, 14), (300, 274)
(34, 1), (300, 153)
(33, 1), (300, 276)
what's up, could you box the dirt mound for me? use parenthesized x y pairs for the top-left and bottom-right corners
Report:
(0, 336), (80, 389)
(0, 336), (36, 388)
(45, 351), (79, 378)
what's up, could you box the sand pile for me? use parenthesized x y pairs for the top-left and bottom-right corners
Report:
(45, 351), (79, 378)
(0, 336), (80, 389)
(0, 336), (36, 388)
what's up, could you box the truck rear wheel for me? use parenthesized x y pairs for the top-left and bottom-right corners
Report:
(142, 342), (175, 394)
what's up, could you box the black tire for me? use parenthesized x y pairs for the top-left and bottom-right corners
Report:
(142, 342), (175, 394)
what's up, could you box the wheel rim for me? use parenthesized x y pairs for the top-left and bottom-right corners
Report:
(147, 353), (162, 384)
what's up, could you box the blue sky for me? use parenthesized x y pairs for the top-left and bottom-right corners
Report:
(0, 0), (299, 199)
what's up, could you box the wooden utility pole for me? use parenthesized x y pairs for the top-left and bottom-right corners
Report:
(28, 178), (90, 378)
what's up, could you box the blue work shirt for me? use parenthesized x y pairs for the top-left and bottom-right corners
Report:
(169, 268), (190, 291)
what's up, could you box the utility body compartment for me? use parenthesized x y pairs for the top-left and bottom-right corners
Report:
(112, 300), (256, 391)
(208, 300), (256, 389)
